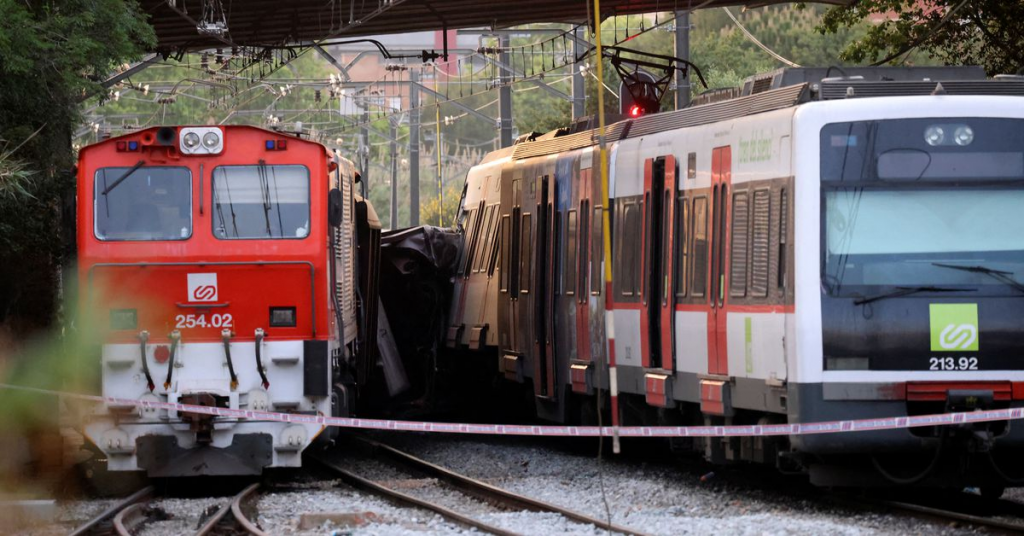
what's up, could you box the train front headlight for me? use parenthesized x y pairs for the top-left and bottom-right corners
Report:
(954, 125), (974, 146)
(203, 131), (220, 148)
(183, 132), (201, 149)
(924, 125), (945, 146)
(179, 127), (224, 155)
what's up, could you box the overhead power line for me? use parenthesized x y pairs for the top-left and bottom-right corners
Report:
(722, 7), (800, 68)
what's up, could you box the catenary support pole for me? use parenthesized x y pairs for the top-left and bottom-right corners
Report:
(498, 34), (514, 148)
(389, 116), (399, 230)
(572, 26), (587, 120)
(675, 10), (691, 110)
(409, 70), (421, 227)
(593, 0), (621, 454)
(360, 107), (370, 194)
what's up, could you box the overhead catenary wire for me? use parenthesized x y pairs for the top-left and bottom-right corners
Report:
(722, 7), (800, 68)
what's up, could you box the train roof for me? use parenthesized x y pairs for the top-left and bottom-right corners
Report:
(79, 124), (328, 156)
(510, 66), (1024, 161)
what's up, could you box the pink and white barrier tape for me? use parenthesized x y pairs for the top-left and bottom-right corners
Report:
(1, 383), (1019, 438)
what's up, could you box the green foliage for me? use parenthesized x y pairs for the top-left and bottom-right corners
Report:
(820, 1), (1024, 75)
(0, 0), (155, 332)
(0, 142), (37, 202)
(420, 180), (464, 229)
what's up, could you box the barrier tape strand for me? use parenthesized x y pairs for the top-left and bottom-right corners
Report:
(1, 383), (1019, 438)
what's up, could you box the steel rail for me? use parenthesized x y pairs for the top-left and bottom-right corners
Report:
(70, 486), (155, 536)
(312, 455), (518, 536)
(880, 499), (1024, 533)
(195, 483), (266, 536)
(833, 493), (1024, 534)
(353, 436), (650, 536)
(112, 502), (148, 536)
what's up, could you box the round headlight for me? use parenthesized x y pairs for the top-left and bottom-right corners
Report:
(924, 126), (945, 146)
(183, 132), (200, 148)
(954, 125), (974, 146)
(203, 131), (220, 148)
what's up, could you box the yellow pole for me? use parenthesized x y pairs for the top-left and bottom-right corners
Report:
(593, 0), (620, 454)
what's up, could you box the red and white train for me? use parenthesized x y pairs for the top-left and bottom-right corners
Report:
(448, 67), (1024, 490)
(76, 125), (381, 476)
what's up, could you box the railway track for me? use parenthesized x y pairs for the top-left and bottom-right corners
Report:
(836, 492), (1024, 534)
(69, 486), (155, 536)
(195, 482), (267, 536)
(311, 435), (649, 536)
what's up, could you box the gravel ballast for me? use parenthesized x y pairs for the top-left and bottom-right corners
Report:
(26, 433), (1005, 535)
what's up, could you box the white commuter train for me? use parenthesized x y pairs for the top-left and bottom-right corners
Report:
(447, 66), (1024, 491)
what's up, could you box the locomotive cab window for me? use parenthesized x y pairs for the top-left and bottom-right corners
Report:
(212, 165), (310, 240)
(821, 118), (1024, 296)
(94, 166), (192, 241)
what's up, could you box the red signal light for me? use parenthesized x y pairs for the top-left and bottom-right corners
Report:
(629, 105), (643, 117)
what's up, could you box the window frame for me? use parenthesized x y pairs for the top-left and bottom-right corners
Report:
(210, 164), (312, 241)
(94, 165), (194, 242)
(565, 209), (578, 296)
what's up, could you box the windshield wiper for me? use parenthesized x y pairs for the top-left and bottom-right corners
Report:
(101, 160), (146, 195)
(932, 262), (1024, 294)
(853, 286), (975, 306)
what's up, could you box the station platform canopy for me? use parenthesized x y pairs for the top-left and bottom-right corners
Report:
(144, 0), (850, 52)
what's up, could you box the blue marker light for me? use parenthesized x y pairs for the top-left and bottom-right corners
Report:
(128, 141), (139, 151)
(265, 140), (276, 150)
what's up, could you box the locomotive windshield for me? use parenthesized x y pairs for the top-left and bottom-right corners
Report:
(94, 166), (192, 241)
(820, 118), (1024, 296)
(212, 164), (310, 240)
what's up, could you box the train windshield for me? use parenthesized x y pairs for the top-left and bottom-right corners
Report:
(212, 165), (310, 240)
(94, 166), (192, 241)
(820, 118), (1024, 296)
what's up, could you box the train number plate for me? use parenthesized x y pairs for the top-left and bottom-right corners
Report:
(175, 313), (233, 329)
(928, 356), (979, 371)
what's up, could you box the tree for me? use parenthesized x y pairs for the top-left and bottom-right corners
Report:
(0, 0), (155, 334)
(819, 1), (1024, 75)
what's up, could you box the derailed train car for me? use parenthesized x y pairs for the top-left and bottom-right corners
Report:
(447, 67), (1024, 491)
(76, 125), (382, 476)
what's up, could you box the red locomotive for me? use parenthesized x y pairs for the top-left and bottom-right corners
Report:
(76, 125), (381, 476)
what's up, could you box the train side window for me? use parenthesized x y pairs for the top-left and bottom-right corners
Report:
(750, 188), (771, 297)
(499, 215), (511, 291)
(520, 213), (532, 295)
(662, 190), (672, 304)
(473, 204), (497, 273)
(591, 205), (603, 295)
(691, 196), (708, 297)
(487, 216), (501, 277)
(778, 188), (788, 294)
(730, 191), (750, 298)
(578, 202), (589, 299)
(622, 203), (640, 296)
(687, 152), (697, 179)
(675, 197), (688, 297)
(565, 209), (578, 296)
(459, 206), (481, 277)
(554, 209), (563, 294)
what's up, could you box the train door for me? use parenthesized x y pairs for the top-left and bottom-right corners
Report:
(509, 171), (534, 384)
(640, 156), (677, 407)
(554, 156), (578, 387)
(533, 175), (557, 400)
(709, 146), (732, 375)
(571, 166), (592, 393)
(499, 174), (522, 379)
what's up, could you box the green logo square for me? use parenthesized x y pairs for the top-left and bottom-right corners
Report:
(929, 303), (979, 352)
